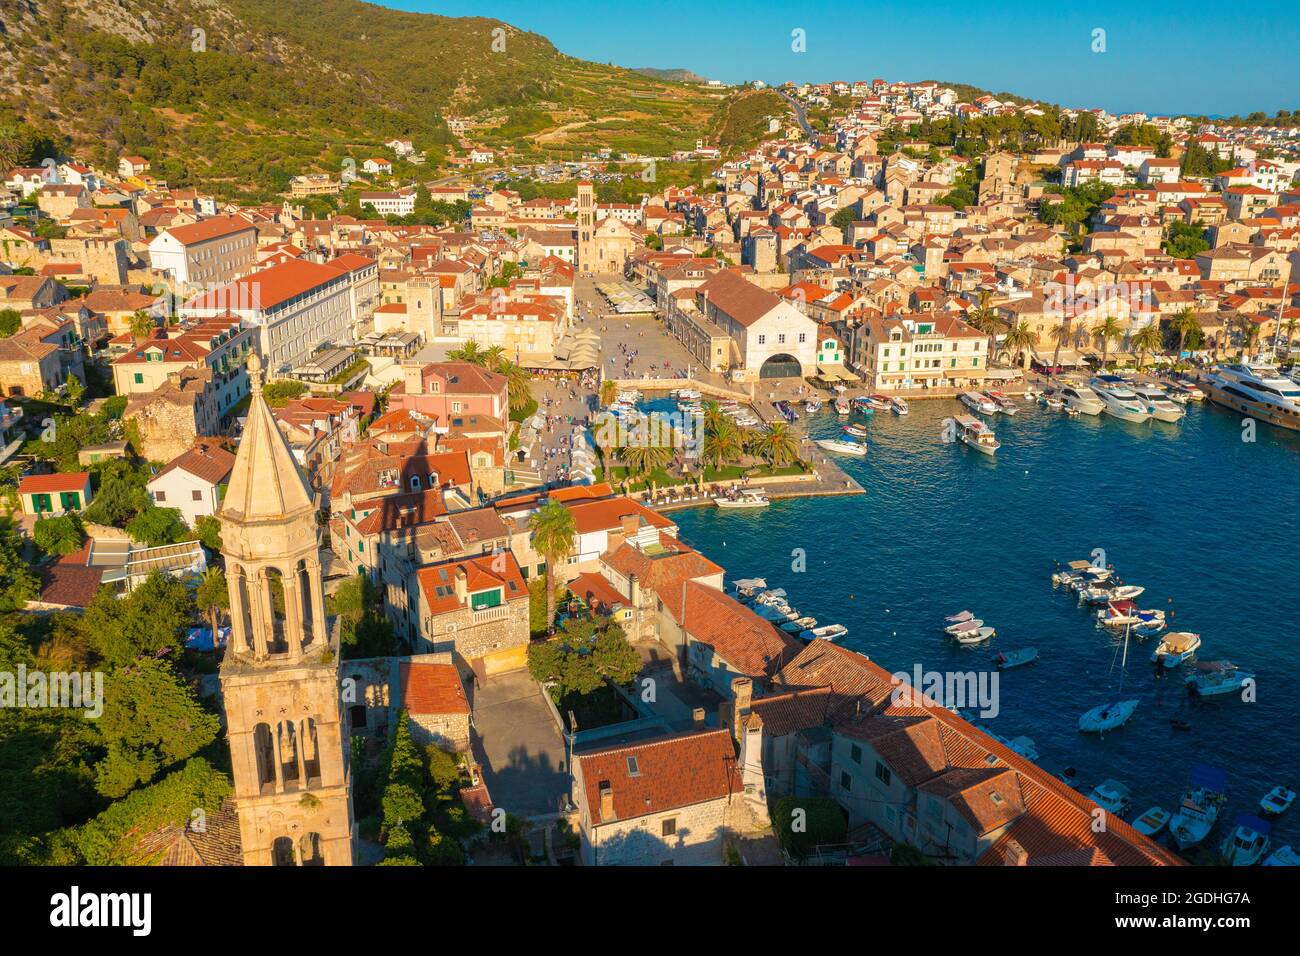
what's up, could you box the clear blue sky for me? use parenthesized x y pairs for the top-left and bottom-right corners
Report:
(387, 1), (1298, 117)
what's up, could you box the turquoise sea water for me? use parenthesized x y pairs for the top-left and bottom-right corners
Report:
(671, 396), (1300, 853)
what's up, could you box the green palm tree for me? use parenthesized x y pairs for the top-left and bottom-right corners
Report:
(1283, 316), (1299, 353)
(1170, 307), (1200, 363)
(195, 567), (229, 649)
(496, 358), (534, 413)
(529, 501), (576, 634)
(1091, 316), (1124, 368)
(702, 400), (728, 438)
(965, 291), (1003, 365)
(447, 340), (484, 364)
(755, 421), (799, 469)
(702, 420), (741, 469)
(1048, 322), (1071, 370)
(481, 344), (506, 372)
(622, 441), (672, 480)
(1236, 316), (1260, 359)
(1001, 320), (1039, 372)
(1131, 324), (1164, 370)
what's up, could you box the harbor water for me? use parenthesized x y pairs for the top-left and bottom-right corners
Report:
(671, 395), (1300, 853)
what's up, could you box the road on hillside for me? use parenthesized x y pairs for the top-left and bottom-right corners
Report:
(777, 89), (815, 138)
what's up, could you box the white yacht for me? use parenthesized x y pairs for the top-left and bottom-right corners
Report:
(1088, 375), (1152, 423)
(1200, 364), (1300, 434)
(1130, 383), (1186, 423)
(1056, 381), (1105, 416)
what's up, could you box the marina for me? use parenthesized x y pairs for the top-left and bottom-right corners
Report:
(671, 391), (1300, 860)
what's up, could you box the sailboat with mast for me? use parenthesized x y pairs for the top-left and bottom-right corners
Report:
(1079, 620), (1139, 733)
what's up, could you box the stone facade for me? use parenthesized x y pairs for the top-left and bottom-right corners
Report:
(407, 710), (471, 752)
(581, 796), (733, 866)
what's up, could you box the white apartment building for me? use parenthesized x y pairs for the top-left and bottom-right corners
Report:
(148, 215), (258, 292)
(849, 313), (990, 391)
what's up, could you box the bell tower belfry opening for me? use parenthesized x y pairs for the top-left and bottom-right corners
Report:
(218, 352), (355, 866)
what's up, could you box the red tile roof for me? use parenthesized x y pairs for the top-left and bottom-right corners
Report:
(19, 472), (89, 494)
(576, 728), (740, 824)
(399, 661), (470, 716)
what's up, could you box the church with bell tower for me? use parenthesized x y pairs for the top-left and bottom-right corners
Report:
(218, 352), (355, 866)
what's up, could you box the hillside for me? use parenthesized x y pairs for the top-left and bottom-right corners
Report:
(707, 89), (793, 152)
(633, 67), (711, 84)
(0, 0), (724, 198)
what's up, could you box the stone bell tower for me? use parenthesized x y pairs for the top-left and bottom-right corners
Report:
(577, 180), (595, 272)
(218, 352), (354, 866)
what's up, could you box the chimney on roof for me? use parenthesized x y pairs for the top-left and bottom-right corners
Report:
(598, 780), (615, 823)
(692, 707), (706, 728)
(619, 513), (639, 537)
(1002, 839), (1028, 867)
(453, 565), (467, 604)
(728, 677), (753, 743)
(627, 573), (640, 607)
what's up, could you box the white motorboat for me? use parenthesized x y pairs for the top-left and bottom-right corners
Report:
(1169, 764), (1228, 850)
(1166, 379), (1205, 402)
(958, 391), (998, 415)
(1200, 363), (1300, 434)
(953, 626), (995, 645)
(842, 423), (869, 438)
(944, 618), (984, 636)
(993, 647), (1037, 669)
(945, 415), (1000, 455)
(1263, 845), (1300, 866)
(1078, 698), (1139, 733)
(1151, 631), (1201, 668)
(715, 488), (770, 509)
(890, 396), (909, 415)
(1081, 583), (1145, 606)
(1133, 806), (1171, 837)
(815, 438), (867, 456)
(1088, 779), (1133, 816)
(1186, 661), (1254, 697)
(780, 616), (817, 633)
(1057, 381), (1106, 415)
(1096, 600), (1163, 629)
(1089, 375), (1152, 423)
(1131, 383), (1186, 423)
(1260, 786), (1296, 817)
(944, 610), (975, 624)
(1221, 814), (1271, 866)
(731, 577), (767, 599)
(983, 390), (1019, 415)
(833, 397), (851, 416)
(1052, 560), (1113, 588)
(804, 399), (822, 413)
(801, 623), (847, 642)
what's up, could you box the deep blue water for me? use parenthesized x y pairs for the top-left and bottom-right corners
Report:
(671, 397), (1300, 851)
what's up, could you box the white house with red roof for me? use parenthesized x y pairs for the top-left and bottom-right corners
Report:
(147, 214), (258, 290)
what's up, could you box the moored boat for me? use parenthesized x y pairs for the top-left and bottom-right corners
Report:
(801, 623), (848, 642)
(889, 396), (909, 415)
(714, 488), (770, 509)
(1221, 814), (1271, 866)
(1169, 764), (1228, 850)
(944, 617), (984, 636)
(952, 626), (995, 645)
(984, 390), (1019, 414)
(1263, 845), (1300, 866)
(1133, 806), (1171, 836)
(1186, 661), (1254, 697)
(1131, 383), (1186, 423)
(1151, 631), (1201, 668)
(1089, 374), (1153, 423)
(834, 397), (851, 416)
(994, 647), (1037, 669)
(959, 391), (998, 415)
(842, 423), (869, 438)
(1088, 779), (1133, 816)
(1260, 785), (1296, 817)
(945, 415), (1000, 455)
(1078, 698), (1139, 733)
(815, 437), (867, 456)
(780, 616), (817, 633)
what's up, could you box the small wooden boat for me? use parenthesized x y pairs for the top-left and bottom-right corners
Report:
(945, 610), (975, 624)
(714, 488), (770, 509)
(801, 623), (848, 642)
(1263, 845), (1300, 866)
(865, 395), (891, 411)
(833, 397), (851, 416)
(944, 618), (984, 636)
(1260, 786), (1296, 817)
(994, 647), (1037, 669)
(953, 626), (995, 645)
(1133, 806), (1171, 836)
(780, 616), (817, 633)
(890, 396), (909, 415)
(842, 423), (869, 438)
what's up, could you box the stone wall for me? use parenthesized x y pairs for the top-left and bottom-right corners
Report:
(407, 711), (471, 752)
(585, 797), (733, 866)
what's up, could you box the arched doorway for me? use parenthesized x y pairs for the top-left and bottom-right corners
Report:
(759, 354), (802, 379)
